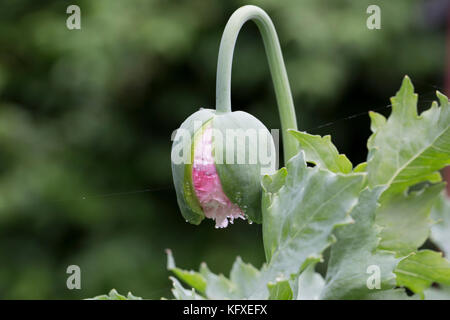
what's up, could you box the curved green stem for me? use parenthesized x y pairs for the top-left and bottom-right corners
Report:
(216, 5), (299, 163)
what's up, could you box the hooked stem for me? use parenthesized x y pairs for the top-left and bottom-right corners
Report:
(215, 5), (299, 163)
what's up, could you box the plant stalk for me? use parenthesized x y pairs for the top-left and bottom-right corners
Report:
(215, 5), (299, 163)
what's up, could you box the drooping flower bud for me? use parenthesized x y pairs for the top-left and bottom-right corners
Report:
(171, 109), (276, 228)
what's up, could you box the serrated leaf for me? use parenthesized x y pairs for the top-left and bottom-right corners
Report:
(229, 257), (263, 298)
(197, 263), (236, 299)
(167, 250), (250, 300)
(369, 112), (386, 133)
(262, 151), (364, 286)
(170, 277), (205, 300)
(86, 289), (143, 300)
(321, 187), (398, 299)
(353, 162), (367, 173)
(366, 76), (450, 194)
(395, 250), (450, 294)
(198, 257), (264, 299)
(296, 264), (324, 300)
(268, 277), (293, 300)
(376, 183), (445, 255)
(126, 292), (143, 300)
(289, 130), (352, 173)
(430, 192), (450, 257)
(166, 249), (207, 294)
(261, 167), (287, 194)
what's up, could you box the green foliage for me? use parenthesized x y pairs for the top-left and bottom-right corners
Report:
(166, 249), (207, 294)
(0, 0), (446, 299)
(396, 250), (450, 295)
(296, 264), (324, 300)
(261, 151), (363, 281)
(366, 76), (449, 195)
(424, 193), (450, 299)
(288, 131), (353, 173)
(376, 183), (445, 255)
(268, 278), (293, 300)
(320, 188), (399, 299)
(87, 289), (142, 300)
(165, 250), (264, 299)
(169, 278), (205, 300)
(163, 77), (450, 300)
(430, 192), (450, 256)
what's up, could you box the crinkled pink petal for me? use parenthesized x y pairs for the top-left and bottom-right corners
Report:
(192, 126), (245, 228)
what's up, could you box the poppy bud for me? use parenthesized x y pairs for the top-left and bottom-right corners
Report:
(171, 109), (276, 228)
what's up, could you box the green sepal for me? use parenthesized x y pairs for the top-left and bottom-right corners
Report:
(171, 108), (215, 224)
(213, 111), (276, 223)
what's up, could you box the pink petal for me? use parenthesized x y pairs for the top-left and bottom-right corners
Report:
(192, 126), (245, 228)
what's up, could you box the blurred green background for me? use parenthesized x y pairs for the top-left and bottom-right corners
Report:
(0, 0), (446, 299)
